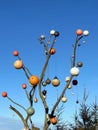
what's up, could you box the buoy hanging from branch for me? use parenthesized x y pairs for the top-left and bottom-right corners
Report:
(72, 79), (78, 85)
(46, 78), (51, 84)
(14, 60), (23, 69)
(52, 76), (60, 87)
(26, 107), (35, 116)
(29, 75), (39, 86)
(61, 96), (67, 103)
(77, 62), (83, 67)
(42, 81), (47, 86)
(65, 76), (70, 82)
(70, 67), (80, 76)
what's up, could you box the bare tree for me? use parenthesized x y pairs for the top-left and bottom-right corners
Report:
(1, 29), (89, 130)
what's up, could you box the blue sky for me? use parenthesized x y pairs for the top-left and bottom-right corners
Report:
(0, 0), (98, 129)
(0, 117), (23, 130)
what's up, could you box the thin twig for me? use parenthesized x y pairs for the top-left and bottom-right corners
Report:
(7, 96), (27, 112)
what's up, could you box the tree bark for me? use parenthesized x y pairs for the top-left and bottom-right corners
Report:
(32, 125), (40, 130)
(43, 116), (50, 130)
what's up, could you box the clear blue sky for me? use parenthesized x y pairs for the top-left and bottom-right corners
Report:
(0, 0), (98, 129)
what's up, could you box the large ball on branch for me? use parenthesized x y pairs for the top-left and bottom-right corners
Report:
(29, 75), (39, 86)
(14, 60), (23, 69)
(70, 67), (80, 76)
(27, 107), (35, 116)
(52, 76), (60, 87)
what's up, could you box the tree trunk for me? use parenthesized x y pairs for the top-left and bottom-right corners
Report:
(32, 125), (40, 130)
(43, 122), (49, 130)
(43, 116), (50, 130)
(22, 120), (29, 130)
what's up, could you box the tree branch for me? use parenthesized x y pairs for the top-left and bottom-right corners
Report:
(51, 36), (84, 116)
(38, 37), (57, 107)
(51, 75), (73, 116)
(7, 96), (27, 112)
(9, 105), (25, 123)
